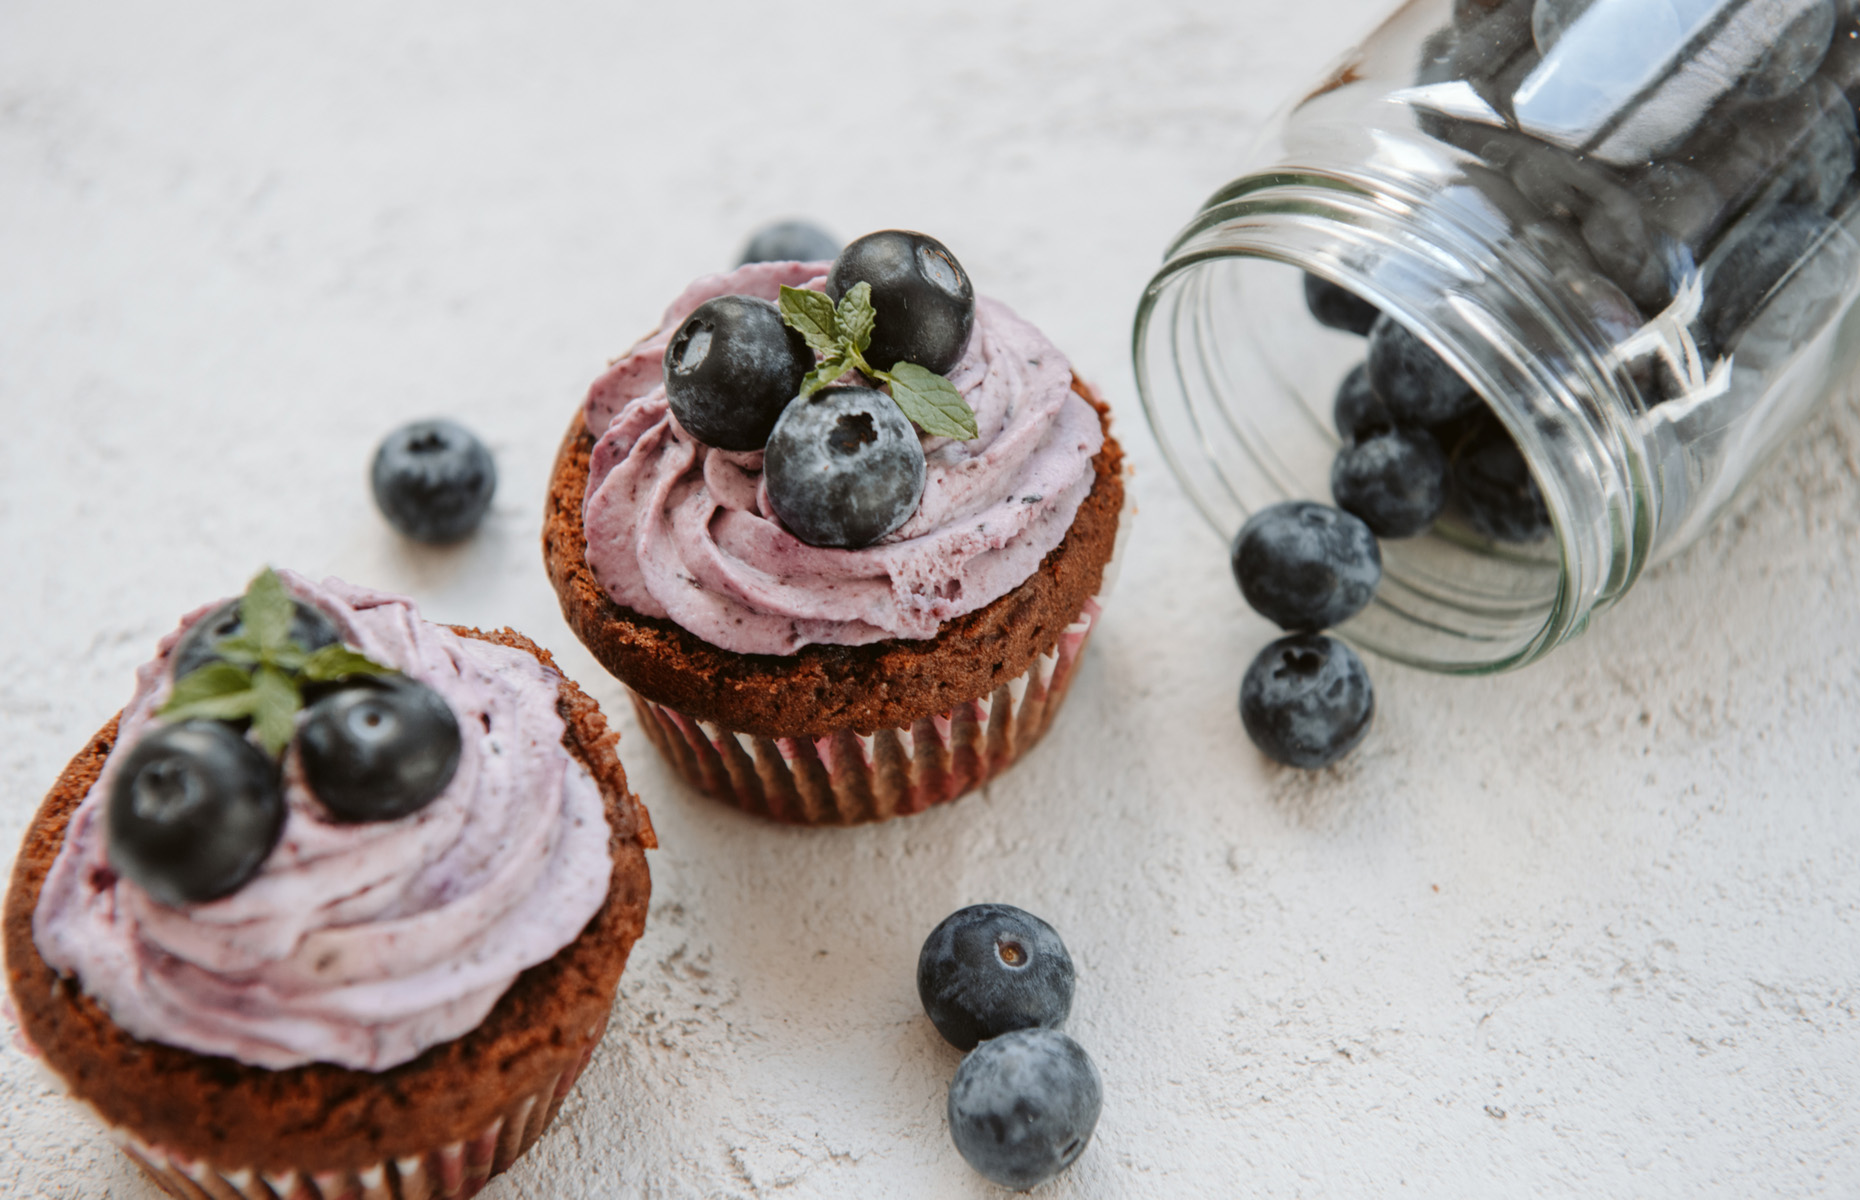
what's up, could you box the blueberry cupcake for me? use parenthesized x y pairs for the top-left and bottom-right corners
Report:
(3, 569), (654, 1198)
(545, 231), (1124, 825)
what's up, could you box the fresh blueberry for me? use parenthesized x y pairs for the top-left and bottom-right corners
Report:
(947, 1028), (1102, 1191)
(1240, 634), (1375, 769)
(371, 419), (496, 544)
(827, 231), (975, 375)
(1702, 203), (1840, 351)
(1579, 191), (1678, 312)
(298, 675), (462, 823)
(764, 385), (926, 549)
(1303, 274), (1380, 336)
(1231, 501), (1381, 632)
(1451, 419), (1552, 542)
(1331, 427), (1451, 538)
(663, 295), (814, 452)
(918, 904), (1076, 1052)
(1742, 0), (1834, 99)
(1700, 81), (1858, 219)
(1365, 315), (1479, 426)
(107, 720), (285, 907)
(737, 219), (840, 266)
(1333, 364), (1392, 443)
(172, 598), (339, 681)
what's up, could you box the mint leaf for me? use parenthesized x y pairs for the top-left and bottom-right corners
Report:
(160, 662), (262, 722)
(241, 568), (295, 653)
(800, 355), (855, 398)
(835, 282), (875, 356)
(301, 644), (394, 682)
(249, 665), (302, 756)
(881, 362), (978, 440)
(779, 285), (842, 356)
(213, 632), (265, 666)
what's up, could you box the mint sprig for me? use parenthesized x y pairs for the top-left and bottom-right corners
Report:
(158, 568), (393, 755)
(778, 283), (979, 441)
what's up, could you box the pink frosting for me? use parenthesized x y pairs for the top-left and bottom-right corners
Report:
(580, 261), (1104, 655)
(31, 574), (613, 1072)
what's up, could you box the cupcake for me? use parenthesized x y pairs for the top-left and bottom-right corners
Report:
(3, 569), (654, 1199)
(545, 231), (1124, 825)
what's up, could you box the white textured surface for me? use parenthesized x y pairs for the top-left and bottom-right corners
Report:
(3, 1), (1859, 1197)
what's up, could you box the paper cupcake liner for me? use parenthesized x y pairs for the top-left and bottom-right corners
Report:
(630, 595), (1104, 825)
(17, 1013), (606, 1200)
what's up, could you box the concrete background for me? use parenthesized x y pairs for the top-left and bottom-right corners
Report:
(3, 1), (1859, 1196)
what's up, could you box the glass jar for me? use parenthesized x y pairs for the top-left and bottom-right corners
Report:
(1134, 0), (1860, 672)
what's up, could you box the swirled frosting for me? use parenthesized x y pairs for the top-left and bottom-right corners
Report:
(580, 260), (1104, 655)
(32, 573), (613, 1071)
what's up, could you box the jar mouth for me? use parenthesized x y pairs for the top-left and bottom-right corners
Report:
(1134, 169), (1654, 674)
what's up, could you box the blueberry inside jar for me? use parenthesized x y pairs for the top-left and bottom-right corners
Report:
(1136, 0), (1860, 673)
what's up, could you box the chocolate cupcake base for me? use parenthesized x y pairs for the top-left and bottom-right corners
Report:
(632, 596), (1102, 824)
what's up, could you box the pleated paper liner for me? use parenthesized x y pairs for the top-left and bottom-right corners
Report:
(11, 1009), (607, 1200)
(632, 595), (1104, 825)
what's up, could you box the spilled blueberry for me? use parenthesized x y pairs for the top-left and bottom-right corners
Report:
(1232, 501), (1382, 632)
(664, 294), (814, 452)
(1332, 363), (1391, 443)
(1240, 634), (1374, 769)
(172, 598), (339, 682)
(764, 385), (926, 549)
(372, 419), (497, 544)
(827, 231), (975, 375)
(1366, 314), (1480, 426)
(298, 675), (462, 822)
(918, 904), (1076, 1052)
(107, 720), (285, 907)
(947, 1028), (1102, 1191)
(1303, 274), (1380, 335)
(1451, 419), (1552, 542)
(1331, 427), (1451, 538)
(737, 219), (841, 266)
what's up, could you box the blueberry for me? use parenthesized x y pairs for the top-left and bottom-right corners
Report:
(1579, 191), (1676, 311)
(1742, 0), (1834, 99)
(107, 720), (285, 907)
(172, 598), (339, 681)
(1702, 203), (1839, 350)
(1451, 419), (1552, 543)
(1331, 427), (1450, 538)
(1699, 81), (1858, 219)
(918, 904), (1076, 1052)
(1365, 315), (1479, 426)
(1303, 274), (1380, 335)
(1332, 364), (1392, 443)
(371, 419), (496, 544)
(763, 385), (926, 549)
(737, 219), (840, 266)
(1239, 634), (1374, 770)
(1231, 501), (1381, 632)
(663, 295), (814, 452)
(827, 231), (975, 375)
(947, 1028), (1102, 1191)
(298, 676), (462, 822)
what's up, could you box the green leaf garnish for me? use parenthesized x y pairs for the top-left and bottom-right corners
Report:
(241, 567), (296, 653)
(301, 644), (396, 683)
(162, 662), (266, 722)
(777, 280), (979, 439)
(800, 355), (854, 398)
(157, 568), (397, 758)
(881, 362), (979, 440)
(779, 286), (842, 356)
(835, 282), (875, 356)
